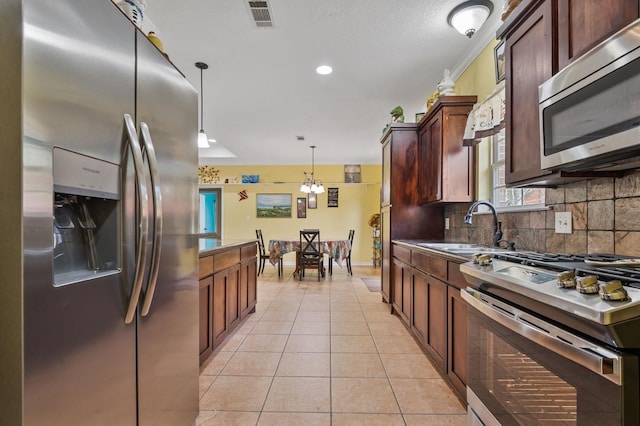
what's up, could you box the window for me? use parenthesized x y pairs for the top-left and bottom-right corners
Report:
(491, 129), (545, 208)
(199, 188), (221, 237)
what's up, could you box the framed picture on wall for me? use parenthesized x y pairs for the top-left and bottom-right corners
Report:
(327, 188), (339, 207)
(494, 40), (506, 83)
(256, 193), (292, 218)
(344, 165), (361, 183)
(308, 192), (317, 209)
(297, 197), (307, 218)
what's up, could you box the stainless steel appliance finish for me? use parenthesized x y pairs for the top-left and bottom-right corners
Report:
(1, 1), (199, 424)
(460, 252), (640, 425)
(539, 18), (640, 173)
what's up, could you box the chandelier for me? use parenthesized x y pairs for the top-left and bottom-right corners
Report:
(300, 145), (325, 194)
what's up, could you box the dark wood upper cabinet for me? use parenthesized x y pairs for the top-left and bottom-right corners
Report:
(502, 1), (554, 186)
(499, 0), (639, 187)
(557, 0), (639, 70)
(417, 96), (476, 203)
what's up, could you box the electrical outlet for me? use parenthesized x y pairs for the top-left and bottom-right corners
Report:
(555, 212), (572, 234)
(445, 218), (450, 230)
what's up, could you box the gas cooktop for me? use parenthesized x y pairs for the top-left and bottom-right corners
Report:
(460, 253), (640, 348)
(491, 252), (640, 289)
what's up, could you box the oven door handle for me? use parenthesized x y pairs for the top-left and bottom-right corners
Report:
(462, 288), (622, 385)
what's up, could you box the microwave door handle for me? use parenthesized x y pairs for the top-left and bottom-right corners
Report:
(461, 288), (622, 384)
(138, 122), (162, 317)
(123, 114), (149, 324)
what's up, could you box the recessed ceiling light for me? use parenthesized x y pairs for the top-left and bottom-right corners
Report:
(316, 65), (333, 75)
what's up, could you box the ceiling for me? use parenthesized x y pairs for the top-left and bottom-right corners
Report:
(142, 0), (502, 166)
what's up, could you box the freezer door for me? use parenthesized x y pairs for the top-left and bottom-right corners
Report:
(135, 32), (199, 425)
(23, 1), (137, 425)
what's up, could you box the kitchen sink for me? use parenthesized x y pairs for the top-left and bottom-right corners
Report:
(416, 243), (485, 250)
(415, 242), (514, 258)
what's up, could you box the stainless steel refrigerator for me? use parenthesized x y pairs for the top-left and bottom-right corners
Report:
(1, 1), (199, 424)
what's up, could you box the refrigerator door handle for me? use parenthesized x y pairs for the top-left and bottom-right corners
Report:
(139, 122), (163, 317)
(123, 114), (149, 324)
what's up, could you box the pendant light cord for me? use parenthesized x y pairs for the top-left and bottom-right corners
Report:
(195, 62), (209, 132)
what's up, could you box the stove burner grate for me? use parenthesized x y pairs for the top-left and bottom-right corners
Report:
(493, 252), (640, 289)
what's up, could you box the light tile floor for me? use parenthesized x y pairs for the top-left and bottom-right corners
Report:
(198, 264), (467, 425)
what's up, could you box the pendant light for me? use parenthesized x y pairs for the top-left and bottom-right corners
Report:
(300, 145), (325, 194)
(195, 61), (210, 148)
(447, 0), (493, 38)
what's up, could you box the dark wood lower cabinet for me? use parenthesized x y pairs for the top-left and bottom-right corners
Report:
(447, 286), (468, 398)
(392, 257), (411, 324)
(392, 242), (469, 402)
(199, 241), (257, 364)
(199, 276), (213, 363)
(426, 275), (447, 371)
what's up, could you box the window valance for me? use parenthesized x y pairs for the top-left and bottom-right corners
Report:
(463, 81), (505, 146)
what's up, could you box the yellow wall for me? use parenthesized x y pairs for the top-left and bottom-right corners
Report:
(199, 165), (382, 267)
(455, 39), (502, 200)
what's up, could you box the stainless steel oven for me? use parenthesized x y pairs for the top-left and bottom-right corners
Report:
(463, 288), (638, 425)
(460, 253), (640, 425)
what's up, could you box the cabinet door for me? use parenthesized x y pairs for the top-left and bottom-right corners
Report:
(426, 275), (447, 371)
(557, 0), (639, 70)
(447, 286), (468, 398)
(212, 270), (228, 346)
(382, 140), (391, 206)
(239, 258), (257, 318)
(418, 113), (442, 203)
(442, 106), (474, 202)
(381, 209), (391, 304)
(504, 0), (554, 185)
(392, 258), (412, 324)
(199, 277), (213, 364)
(227, 264), (241, 330)
(411, 268), (428, 344)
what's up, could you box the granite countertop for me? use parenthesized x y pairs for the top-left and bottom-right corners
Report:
(392, 239), (514, 262)
(199, 238), (257, 256)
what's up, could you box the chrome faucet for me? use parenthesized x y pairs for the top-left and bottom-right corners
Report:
(464, 200), (503, 247)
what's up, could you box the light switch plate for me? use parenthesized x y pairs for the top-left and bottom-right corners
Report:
(555, 212), (572, 234)
(445, 218), (450, 230)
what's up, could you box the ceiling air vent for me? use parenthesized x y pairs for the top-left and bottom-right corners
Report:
(246, 0), (275, 28)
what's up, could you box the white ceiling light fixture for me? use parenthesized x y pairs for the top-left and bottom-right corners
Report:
(300, 145), (325, 194)
(195, 61), (211, 149)
(447, 0), (494, 38)
(316, 65), (333, 75)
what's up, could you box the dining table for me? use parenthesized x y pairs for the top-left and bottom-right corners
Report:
(268, 238), (351, 276)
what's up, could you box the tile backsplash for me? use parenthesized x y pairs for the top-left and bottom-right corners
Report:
(444, 171), (640, 256)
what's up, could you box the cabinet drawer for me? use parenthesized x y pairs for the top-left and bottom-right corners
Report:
(392, 244), (411, 263)
(412, 251), (447, 281)
(213, 248), (241, 273)
(199, 256), (214, 279)
(241, 243), (257, 260)
(447, 261), (467, 290)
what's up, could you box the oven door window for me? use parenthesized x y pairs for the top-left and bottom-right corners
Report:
(468, 307), (630, 425)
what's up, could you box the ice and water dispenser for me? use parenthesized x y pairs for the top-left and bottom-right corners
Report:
(53, 148), (120, 286)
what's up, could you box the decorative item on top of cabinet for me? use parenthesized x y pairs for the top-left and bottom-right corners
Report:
(418, 96), (476, 204)
(390, 106), (405, 123)
(498, 0), (639, 187)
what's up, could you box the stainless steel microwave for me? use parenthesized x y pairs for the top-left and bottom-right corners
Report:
(539, 18), (640, 172)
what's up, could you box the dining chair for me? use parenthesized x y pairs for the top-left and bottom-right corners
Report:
(256, 229), (282, 276)
(298, 229), (324, 281)
(346, 229), (355, 275)
(326, 229), (354, 276)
